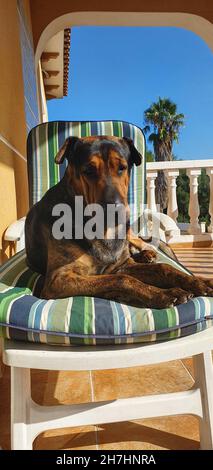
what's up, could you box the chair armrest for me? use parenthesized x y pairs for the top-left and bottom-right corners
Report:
(134, 210), (180, 243)
(149, 211), (180, 235)
(4, 217), (26, 242)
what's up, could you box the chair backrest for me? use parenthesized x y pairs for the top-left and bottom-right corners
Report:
(27, 121), (146, 224)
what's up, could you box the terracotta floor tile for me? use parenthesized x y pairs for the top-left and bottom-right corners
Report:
(34, 426), (97, 450)
(31, 370), (92, 405)
(92, 361), (194, 402)
(97, 416), (199, 450)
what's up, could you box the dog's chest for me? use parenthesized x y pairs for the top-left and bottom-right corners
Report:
(53, 239), (130, 276)
(88, 239), (129, 271)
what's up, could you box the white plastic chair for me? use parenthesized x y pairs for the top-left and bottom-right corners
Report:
(1, 120), (213, 450)
(2, 328), (213, 450)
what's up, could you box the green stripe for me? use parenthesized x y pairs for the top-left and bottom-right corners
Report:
(84, 296), (94, 345)
(152, 308), (169, 330)
(112, 122), (120, 136)
(86, 122), (91, 136)
(70, 296), (85, 334)
(0, 287), (31, 322)
(167, 308), (177, 328)
(84, 296), (93, 334)
(81, 122), (87, 137)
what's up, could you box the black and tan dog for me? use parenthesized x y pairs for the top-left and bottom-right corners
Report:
(25, 136), (213, 308)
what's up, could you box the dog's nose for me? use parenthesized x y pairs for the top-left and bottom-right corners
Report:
(102, 183), (125, 209)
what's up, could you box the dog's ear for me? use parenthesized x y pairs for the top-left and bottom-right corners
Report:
(123, 137), (142, 166)
(55, 137), (80, 164)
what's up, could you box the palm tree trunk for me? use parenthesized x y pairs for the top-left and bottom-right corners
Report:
(154, 141), (171, 211)
(155, 171), (168, 211)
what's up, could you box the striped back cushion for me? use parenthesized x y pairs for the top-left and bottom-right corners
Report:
(27, 121), (146, 225)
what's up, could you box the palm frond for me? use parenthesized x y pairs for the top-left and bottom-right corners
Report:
(143, 97), (185, 161)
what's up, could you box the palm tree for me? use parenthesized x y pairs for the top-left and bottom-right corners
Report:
(144, 98), (185, 211)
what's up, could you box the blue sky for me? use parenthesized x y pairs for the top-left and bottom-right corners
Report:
(48, 26), (213, 160)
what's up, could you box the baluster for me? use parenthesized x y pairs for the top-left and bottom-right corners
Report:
(186, 169), (201, 234)
(207, 168), (213, 233)
(146, 172), (157, 212)
(167, 170), (179, 223)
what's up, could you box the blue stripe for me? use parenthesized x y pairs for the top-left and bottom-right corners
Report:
(122, 121), (131, 138)
(194, 297), (208, 319)
(113, 302), (126, 335)
(94, 297), (114, 335)
(91, 121), (98, 135)
(33, 300), (47, 329)
(177, 299), (197, 324)
(9, 295), (37, 327)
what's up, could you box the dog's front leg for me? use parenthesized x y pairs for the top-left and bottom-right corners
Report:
(40, 266), (189, 309)
(120, 262), (213, 297)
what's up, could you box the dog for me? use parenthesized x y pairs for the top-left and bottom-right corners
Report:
(25, 135), (213, 309)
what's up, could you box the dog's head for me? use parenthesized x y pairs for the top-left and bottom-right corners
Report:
(55, 135), (142, 211)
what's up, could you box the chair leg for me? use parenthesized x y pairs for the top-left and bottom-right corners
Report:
(193, 351), (213, 450)
(11, 367), (32, 450)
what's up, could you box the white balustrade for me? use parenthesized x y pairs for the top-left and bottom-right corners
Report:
(146, 172), (157, 212)
(146, 159), (213, 238)
(167, 170), (179, 223)
(186, 169), (201, 234)
(207, 168), (213, 233)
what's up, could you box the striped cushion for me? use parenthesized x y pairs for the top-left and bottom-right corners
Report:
(0, 249), (212, 345)
(27, 121), (146, 225)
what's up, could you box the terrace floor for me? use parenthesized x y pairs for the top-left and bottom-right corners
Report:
(0, 246), (213, 450)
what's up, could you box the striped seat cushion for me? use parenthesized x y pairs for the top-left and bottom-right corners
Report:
(0, 249), (212, 345)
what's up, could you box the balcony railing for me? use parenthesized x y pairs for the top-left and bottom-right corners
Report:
(146, 159), (213, 239)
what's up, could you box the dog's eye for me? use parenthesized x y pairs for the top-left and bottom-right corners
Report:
(83, 166), (97, 177)
(118, 164), (127, 175)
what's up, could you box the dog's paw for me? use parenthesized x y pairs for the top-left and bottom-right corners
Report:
(142, 249), (157, 263)
(187, 279), (213, 297)
(158, 288), (194, 308)
(131, 248), (157, 264)
(201, 279), (213, 296)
